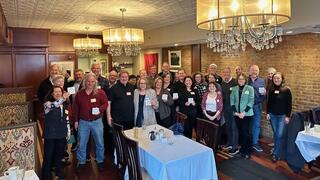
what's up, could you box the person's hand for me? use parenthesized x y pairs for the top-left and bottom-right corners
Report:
(66, 131), (71, 141)
(44, 101), (51, 108)
(266, 114), (270, 120)
(108, 116), (113, 126)
(63, 92), (70, 99)
(74, 122), (78, 130)
(239, 112), (245, 119)
(210, 116), (216, 121)
(185, 102), (190, 106)
(234, 112), (239, 117)
(191, 101), (196, 106)
(151, 99), (157, 106)
(285, 117), (290, 124)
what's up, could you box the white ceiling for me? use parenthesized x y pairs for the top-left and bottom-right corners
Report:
(0, 0), (320, 35)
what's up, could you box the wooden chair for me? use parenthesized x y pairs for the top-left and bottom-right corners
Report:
(0, 122), (37, 175)
(310, 107), (320, 125)
(175, 112), (188, 123)
(112, 122), (126, 169)
(196, 118), (220, 152)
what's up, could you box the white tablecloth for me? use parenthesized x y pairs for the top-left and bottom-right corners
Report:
(124, 125), (218, 180)
(0, 170), (39, 180)
(295, 128), (320, 162)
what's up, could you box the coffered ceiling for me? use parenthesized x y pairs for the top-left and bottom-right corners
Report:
(0, 0), (195, 34)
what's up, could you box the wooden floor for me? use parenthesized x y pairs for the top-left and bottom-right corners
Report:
(59, 137), (320, 180)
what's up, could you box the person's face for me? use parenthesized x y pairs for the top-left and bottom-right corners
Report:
(91, 64), (101, 76)
(273, 73), (282, 86)
(109, 71), (118, 83)
(238, 75), (246, 86)
(235, 67), (242, 75)
(128, 78), (137, 86)
(139, 70), (147, 78)
(54, 78), (64, 88)
(178, 70), (186, 81)
(50, 65), (59, 78)
(85, 76), (96, 90)
(249, 66), (259, 79)
(208, 84), (216, 92)
(184, 78), (192, 87)
(139, 79), (147, 90)
(208, 74), (215, 83)
(208, 65), (216, 74)
(162, 63), (170, 72)
(52, 87), (63, 101)
(150, 67), (157, 75)
(120, 73), (129, 85)
(222, 69), (231, 80)
(267, 72), (275, 80)
(195, 74), (202, 83)
(74, 71), (84, 82)
(155, 79), (163, 89)
(163, 74), (171, 83)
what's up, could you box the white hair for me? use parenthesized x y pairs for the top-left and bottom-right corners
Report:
(267, 67), (276, 74)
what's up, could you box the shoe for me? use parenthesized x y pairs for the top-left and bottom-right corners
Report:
(55, 175), (65, 180)
(76, 163), (85, 173)
(253, 144), (263, 152)
(61, 157), (71, 166)
(272, 155), (279, 162)
(97, 162), (105, 172)
(222, 145), (232, 150)
(268, 142), (274, 147)
(229, 149), (240, 156)
(86, 156), (91, 163)
(270, 148), (274, 155)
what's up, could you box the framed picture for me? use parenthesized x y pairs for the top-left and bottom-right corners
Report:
(168, 50), (181, 68)
(50, 61), (75, 79)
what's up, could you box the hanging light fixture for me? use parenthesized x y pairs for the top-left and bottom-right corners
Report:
(197, 0), (291, 55)
(102, 8), (144, 56)
(73, 27), (102, 57)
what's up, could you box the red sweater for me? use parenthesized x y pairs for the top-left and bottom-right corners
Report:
(73, 89), (108, 122)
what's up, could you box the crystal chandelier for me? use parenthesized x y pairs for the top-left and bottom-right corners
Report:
(73, 27), (102, 57)
(102, 8), (144, 56)
(197, 0), (291, 54)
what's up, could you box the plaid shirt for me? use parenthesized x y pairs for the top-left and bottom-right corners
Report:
(194, 82), (208, 100)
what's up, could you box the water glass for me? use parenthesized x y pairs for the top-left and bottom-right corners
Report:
(305, 121), (310, 133)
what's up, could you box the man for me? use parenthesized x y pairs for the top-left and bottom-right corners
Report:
(107, 71), (135, 130)
(37, 64), (60, 102)
(128, 75), (137, 89)
(147, 65), (158, 88)
(91, 62), (109, 93)
(221, 67), (238, 155)
(205, 63), (223, 84)
(235, 66), (243, 77)
(171, 69), (186, 115)
(108, 70), (118, 88)
(139, 69), (147, 79)
(74, 73), (108, 172)
(158, 62), (175, 82)
(248, 65), (266, 152)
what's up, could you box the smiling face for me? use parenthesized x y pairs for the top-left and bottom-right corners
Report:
(194, 74), (202, 83)
(184, 77), (193, 88)
(120, 72), (129, 85)
(208, 83), (216, 93)
(208, 74), (215, 83)
(163, 74), (171, 84)
(91, 64), (101, 77)
(50, 64), (60, 78)
(273, 73), (282, 86)
(155, 79), (163, 89)
(74, 70), (84, 82)
(85, 75), (96, 90)
(238, 75), (246, 86)
(139, 78), (147, 90)
(249, 65), (259, 79)
(52, 87), (63, 101)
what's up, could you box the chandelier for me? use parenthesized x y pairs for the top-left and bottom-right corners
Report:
(197, 0), (291, 54)
(73, 27), (102, 57)
(102, 8), (144, 56)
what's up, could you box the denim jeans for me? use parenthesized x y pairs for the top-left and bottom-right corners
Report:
(224, 105), (238, 149)
(269, 113), (286, 157)
(251, 104), (262, 145)
(77, 118), (104, 164)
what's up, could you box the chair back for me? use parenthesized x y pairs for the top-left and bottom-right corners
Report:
(311, 107), (320, 125)
(0, 122), (37, 175)
(0, 86), (33, 104)
(112, 122), (126, 168)
(121, 131), (143, 180)
(175, 112), (188, 123)
(196, 118), (220, 151)
(0, 102), (33, 127)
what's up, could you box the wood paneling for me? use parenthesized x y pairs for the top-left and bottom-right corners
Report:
(49, 33), (76, 52)
(11, 28), (50, 47)
(191, 44), (201, 73)
(0, 54), (13, 87)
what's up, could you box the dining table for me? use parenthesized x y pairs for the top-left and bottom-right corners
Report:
(295, 127), (320, 162)
(0, 170), (39, 180)
(124, 124), (218, 180)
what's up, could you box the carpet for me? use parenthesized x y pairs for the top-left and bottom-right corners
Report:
(217, 158), (289, 180)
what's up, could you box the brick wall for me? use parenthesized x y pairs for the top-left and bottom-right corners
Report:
(200, 33), (320, 138)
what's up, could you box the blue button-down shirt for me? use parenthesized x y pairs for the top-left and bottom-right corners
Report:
(248, 77), (266, 105)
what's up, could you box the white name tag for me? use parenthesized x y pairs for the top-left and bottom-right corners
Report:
(67, 87), (76, 95)
(162, 94), (168, 101)
(126, 92), (132, 96)
(145, 98), (151, 106)
(97, 86), (101, 89)
(190, 92), (195, 95)
(274, 90), (280, 94)
(230, 87), (232, 91)
(188, 98), (194, 104)
(92, 107), (99, 115)
(203, 86), (206, 90)
(167, 88), (171, 92)
(173, 93), (178, 100)
(258, 87), (266, 94)
(90, 98), (97, 103)
(245, 91), (249, 95)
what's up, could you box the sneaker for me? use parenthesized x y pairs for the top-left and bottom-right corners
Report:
(222, 145), (232, 150)
(253, 144), (263, 152)
(97, 162), (105, 172)
(229, 149), (240, 156)
(76, 163), (85, 173)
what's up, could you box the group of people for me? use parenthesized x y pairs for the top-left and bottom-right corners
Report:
(38, 61), (292, 179)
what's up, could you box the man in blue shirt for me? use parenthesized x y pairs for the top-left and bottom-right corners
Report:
(248, 65), (266, 152)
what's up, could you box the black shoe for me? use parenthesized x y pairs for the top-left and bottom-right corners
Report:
(76, 163), (85, 173)
(272, 155), (279, 162)
(61, 157), (71, 166)
(229, 148), (240, 156)
(222, 145), (232, 150)
(253, 144), (263, 152)
(242, 154), (250, 160)
(97, 162), (105, 172)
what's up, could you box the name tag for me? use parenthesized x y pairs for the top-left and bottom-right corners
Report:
(274, 90), (280, 94)
(188, 98), (194, 104)
(173, 93), (178, 100)
(190, 92), (195, 95)
(230, 87), (232, 91)
(203, 86), (206, 90)
(162, 94), (168, 101)
(258, 87), (266, 94)
(97, 86), (101, 89)
(92, 107), (99, 115)
(167, 88), (171, 92)
(67, 87), (76, 94)
(90, 98), (97, 103)
(126, 92), (132, 96)
(245, 91), (249, 95)
(145, 97), (151, 106)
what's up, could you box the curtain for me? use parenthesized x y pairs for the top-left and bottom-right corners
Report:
(144, 53), (158, 75)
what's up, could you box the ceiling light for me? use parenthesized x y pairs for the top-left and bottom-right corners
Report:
(197, 0), (291, 55)
(102, 8), (144, 56)
(73, 27), (102, 57)
(174, 43), (179, 46)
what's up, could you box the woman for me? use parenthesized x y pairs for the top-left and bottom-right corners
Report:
(194, 72), (208, 118)
(42, 86), (70, 180)
(230, 73), (254, 159)
(178, 76), (199, 138)
(267, 72), (292, 162)
(134, 78), (159, 127)
(202, 81), (223, 122)
(154, 77), (174, 128)
(162, 72), (172, 92)
(208, 73), (222, 92)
